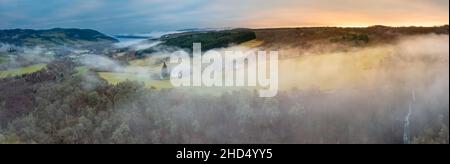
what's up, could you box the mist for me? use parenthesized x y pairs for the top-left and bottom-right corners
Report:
(1, 33), (448, 144)
(91, 34), (448, 143)
(0, 43), (55, 70)
(79, 54), (124, 72)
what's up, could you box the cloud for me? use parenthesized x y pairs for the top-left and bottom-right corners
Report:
(0, 0), (448, 33)
(79, 54), (123, 72)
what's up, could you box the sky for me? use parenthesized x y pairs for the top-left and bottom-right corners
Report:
(0, 0), (448, 34)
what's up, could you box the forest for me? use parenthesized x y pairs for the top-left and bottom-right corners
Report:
(0, 60), (447, 144)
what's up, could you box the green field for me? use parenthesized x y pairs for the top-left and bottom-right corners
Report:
(74, 66), (89, 76)
(97, 57), (173, 89)
(0, 64), (47, 78)
(0, 55), (9, 64)
(98, 72), (173, 89)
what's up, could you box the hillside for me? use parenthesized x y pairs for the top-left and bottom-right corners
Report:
(161, 29), (255, 50)
(0, 28), (118, 47)
(253, 25), (449, 49)
(130, 26), (448, 57)
(136, 29), (256, 55)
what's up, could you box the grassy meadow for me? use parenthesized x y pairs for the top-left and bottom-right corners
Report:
(0, 64), (47, 78)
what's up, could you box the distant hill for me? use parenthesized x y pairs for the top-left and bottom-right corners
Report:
(253, 25), (449, 48)
(160, 29), (256, 51)
(133, 29), (256, 57)
(0, 28), (118, 47)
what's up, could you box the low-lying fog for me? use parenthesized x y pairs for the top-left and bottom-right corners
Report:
(77, 34), (449, 97)
(1, 34), (448, 144)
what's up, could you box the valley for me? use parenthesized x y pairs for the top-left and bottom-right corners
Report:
(0, 26), (448, 144)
